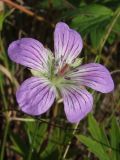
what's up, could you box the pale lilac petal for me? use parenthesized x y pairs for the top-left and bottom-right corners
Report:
(66, 63), (114, 93)
(61, 86), (93, 123)
(8, 38), (48, 72)
(54, 22), (83, 68)
(16, 77), (56, 115)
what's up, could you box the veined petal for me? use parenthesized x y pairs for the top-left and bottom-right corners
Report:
(16, 77), (56, 115)
(66, 63), (114, 93)
(61, 86), (93, 123)
(54, 22), (83, 69)
(8, 38), (48, 72)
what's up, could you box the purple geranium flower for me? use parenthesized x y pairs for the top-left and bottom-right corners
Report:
(8, 22), (114, 123)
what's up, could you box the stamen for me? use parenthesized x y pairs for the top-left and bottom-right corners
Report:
(59, 64), (70, 76)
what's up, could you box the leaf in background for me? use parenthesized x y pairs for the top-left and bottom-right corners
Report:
(88, 114), (110, 149)
(40, 126), (61, 159)
(107, 32), (116, 44)
(0, 13), (5, 31)
(71, 15), (111, 34)
(9, 132), (28, 157)
(88, 114), (102, 139)
(110, 117), (120, 160)
(65, 4), (114, 48)
(0, 9), (14, 31)
(90, 26), (106, 48)
(77, 115), (120, 160)
(65, 4), (113, 18)
(25, 121), (48, 149)
(88, 114), (111, 154)
(70, 4), (113, 30)
(98, 7), (120, 51)
(110, 16), (120, 45)
(40, 143), (60, 160)
(40, 124), (72, 159)
(113, 17), (120, 33)
(77, 135), (110, 160)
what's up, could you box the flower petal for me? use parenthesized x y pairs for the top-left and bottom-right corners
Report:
(8, 38), (48, 72)
(66, 63), (114, 93)
(61, 86), (93, 123)
(16, 77), (56, 115)
(54, 22), (83, 69)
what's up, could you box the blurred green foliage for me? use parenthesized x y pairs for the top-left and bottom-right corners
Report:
(77, 115), (120, 160)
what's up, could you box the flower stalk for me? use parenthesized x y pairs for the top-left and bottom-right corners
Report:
(62, 122), (79, 159)
(38, 100), (59, 155)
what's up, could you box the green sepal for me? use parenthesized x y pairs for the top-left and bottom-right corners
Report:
(70, 58), (83, 68)
(30, 69), (48, 78)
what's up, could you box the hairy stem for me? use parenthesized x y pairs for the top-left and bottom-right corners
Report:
(62, 122), (79, 159)
(38, 101), (59, 155)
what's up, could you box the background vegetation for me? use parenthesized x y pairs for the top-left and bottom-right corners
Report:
(0, 0), (120, 160)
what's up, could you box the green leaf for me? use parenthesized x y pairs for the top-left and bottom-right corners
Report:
(77, 115), (120, 160)
(90, 26), (106, 48)
(0, 9), (14, 31)
(77, 135), (110, 160)
(9, 132), (28, 157)
(88, 114), (110, 152)
(110, 117), (120, 160)
(70, 4), (113, 32)
(25, 121), (47, 149)
(0, 13), (5, 31)
(99, 126), (110, 150)
(71, 15), (111, 34)
(88, 114), (102, 139)
(66, 4), (114, 48)
(40, 144), (59, 160)
(66, 4), (113, 18)
(113, 17), (120, 33)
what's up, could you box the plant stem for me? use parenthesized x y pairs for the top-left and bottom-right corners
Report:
(62, 122), (79, 159)
(10, 117), (35, 122)
(27, 120), (40, 160)
(0, 33), (9, 69)
(98, 7), (120, 54)
(38, 101), (59, 155)
(0, 71), (9, 160)
(0, 119), (9, 160)
(2, 0), (54, 27)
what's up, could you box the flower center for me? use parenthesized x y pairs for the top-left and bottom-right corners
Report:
(31, 50), (79, 88)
